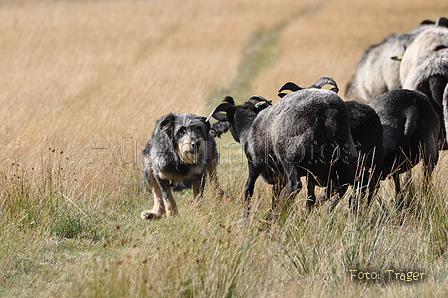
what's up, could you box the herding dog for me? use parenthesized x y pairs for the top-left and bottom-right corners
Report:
(141, 112), (224, 219)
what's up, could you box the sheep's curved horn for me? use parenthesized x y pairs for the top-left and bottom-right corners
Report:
(278, 82), (302, 98)
(278, 82), (301, 93)
(309, 76), (339, 94)
(206, 102), (233, 122)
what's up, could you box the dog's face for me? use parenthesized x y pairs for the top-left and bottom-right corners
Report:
(160, 113), (210, 164)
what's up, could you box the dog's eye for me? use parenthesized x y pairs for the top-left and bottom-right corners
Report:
(195, 127), (203, 133)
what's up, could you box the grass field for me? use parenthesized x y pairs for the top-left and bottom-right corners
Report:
(1, 0), (448, 297)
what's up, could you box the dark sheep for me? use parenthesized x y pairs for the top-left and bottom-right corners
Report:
(279, 82), (384, 210)
(342, 101), (384, 208)
(369, 89), (440, 208)
(207, 77), (358, 212)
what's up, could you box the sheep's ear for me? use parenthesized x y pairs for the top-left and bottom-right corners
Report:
(249, 95), (272, 109)
(206, 102), (232, 122)
(223, 96), (235, 105)
(392, 44), (408, 61)
(420, 19), (435, 26)
(436, 17), (448, 28)
(309, 76), (339, 94)
(159, 113), (176, 137)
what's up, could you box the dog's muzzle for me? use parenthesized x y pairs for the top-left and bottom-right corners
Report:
(178, 139), (205, 164)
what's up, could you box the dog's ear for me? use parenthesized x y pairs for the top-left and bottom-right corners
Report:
(159, 113), (176, 137)
(200, 117), (211, 134)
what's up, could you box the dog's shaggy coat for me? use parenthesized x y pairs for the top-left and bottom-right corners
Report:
(141, 113), (220, 219)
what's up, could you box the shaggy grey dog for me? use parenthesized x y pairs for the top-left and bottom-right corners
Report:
(141, 113), (223, 219)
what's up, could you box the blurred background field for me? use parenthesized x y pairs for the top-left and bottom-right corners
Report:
(1, 0), (448, 297)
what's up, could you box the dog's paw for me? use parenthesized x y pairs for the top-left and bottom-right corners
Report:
(165, 209), (179, 218)
(141, 210), (162, 220)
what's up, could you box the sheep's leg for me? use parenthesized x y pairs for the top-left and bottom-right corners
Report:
(422, 141), (438, 188)
(363, 182), (379, 208)
(393, 173), (404, 210)
(283, 164), (302, 207)
(349, 172), (367, 212)
(269, 179), (284, 211)
(207, 162), (225, 196)
(243, 162), (261, 215)
(340, 161), (357, 212)
(365, 169), (381, 206)
(327, 193), (341, 213)
(192, 172), (206, 201)
(306, 173), (316, 210)
(314, 188), (329, 207)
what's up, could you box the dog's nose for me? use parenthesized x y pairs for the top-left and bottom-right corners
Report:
(191, 140), (200, 150)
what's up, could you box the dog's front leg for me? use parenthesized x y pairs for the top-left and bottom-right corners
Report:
(158, 179), (179, 217)
(141, 170), (166, 220)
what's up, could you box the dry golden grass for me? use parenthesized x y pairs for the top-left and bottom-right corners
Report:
(1, 0), (448, 297)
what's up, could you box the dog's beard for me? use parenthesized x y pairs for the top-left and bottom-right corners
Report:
(177, 140), (205, 164)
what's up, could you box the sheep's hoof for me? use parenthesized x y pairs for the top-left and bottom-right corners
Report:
(141, 210), (162, 220)
(218, 189), (231, 199)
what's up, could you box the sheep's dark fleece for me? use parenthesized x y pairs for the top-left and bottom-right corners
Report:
(208, 77), (358, 211)
(334, 100), (384, 208)
(369, 89), (440, 207)
(279, 82), (384, 209)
